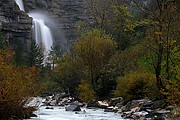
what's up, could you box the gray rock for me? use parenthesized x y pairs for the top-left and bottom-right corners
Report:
(97, 101), (109, 109)
(23, 0), (88, 53)
(0, 0), (32, 49)
(109, 97), (124, 107)
(65, 101), (82, 111)
(65, 104), (81, 111)
(122, 99), (153, 112)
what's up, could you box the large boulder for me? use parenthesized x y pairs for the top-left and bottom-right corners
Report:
(65, 101), (81, 111)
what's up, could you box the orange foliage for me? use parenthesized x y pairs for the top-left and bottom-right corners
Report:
(0, 49), (40, 119)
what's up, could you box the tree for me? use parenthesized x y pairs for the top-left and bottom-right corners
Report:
(53, 54), (83, 96)
(111, 4), (138, 50)
(46, 45), (63, 69)
(133, 0), (180, 99)
(82, 0), (140, 50)
(14, 39), (26, 65)
(84, 0), (117, 30)
(26, 40), (44, 68)
(74, 29), (117, 92)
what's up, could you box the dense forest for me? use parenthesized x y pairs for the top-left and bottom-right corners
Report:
(0, 0), (179, 119)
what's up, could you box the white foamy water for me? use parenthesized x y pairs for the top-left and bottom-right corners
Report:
(31, 17), (53, 53)
(30, 106), (125, 120)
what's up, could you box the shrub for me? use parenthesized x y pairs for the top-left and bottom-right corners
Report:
(53, 54), (82, 96)
(0, 49), (40, 119)
(77, 80), (96, 102)
(114, 70), (159, 101)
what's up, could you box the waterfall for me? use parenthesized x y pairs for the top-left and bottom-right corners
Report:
(15, 0), (53, 63)
(32, 19), (53, 52)
(15, 0), (25, 11)
(28, 12), (53, 56)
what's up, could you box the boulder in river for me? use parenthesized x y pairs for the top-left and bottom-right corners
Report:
(65, 101), (81, 111)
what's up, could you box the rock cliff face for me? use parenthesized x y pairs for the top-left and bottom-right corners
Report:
(0, 0), (32, 49)
(23, 0), (87, 44)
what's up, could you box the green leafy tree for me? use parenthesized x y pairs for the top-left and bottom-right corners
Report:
(53, 54), (83, 96)
(82, 0), (142, 50)
(74, 29), (117, 92)
(111, 4), (138, 50)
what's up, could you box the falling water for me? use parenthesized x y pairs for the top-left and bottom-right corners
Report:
(15, 0), (54, 63)
(28, 12), (53, 56)
(15, 0), (24, 11)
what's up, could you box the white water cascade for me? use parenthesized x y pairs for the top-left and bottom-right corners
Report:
(15, 0), (25, 11)
(15, 0), (53, 63)
(28, 12), (53, 57)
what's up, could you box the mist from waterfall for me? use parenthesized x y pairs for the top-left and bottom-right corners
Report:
(28, 12), (53, 56)
(15, 0), (54, 63)
(15, 0), (24, 11)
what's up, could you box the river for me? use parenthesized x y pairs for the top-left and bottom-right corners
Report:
(29, 106), (126, 120)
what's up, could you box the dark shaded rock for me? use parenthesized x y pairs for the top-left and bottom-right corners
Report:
(144, 109), (171, 120)
(151, 100), (166, 109)
(31, 113), (38, 118)
(122, 99), (153, 112)
(108, 97), (124, 107)
(104, 106), (118, 112)
(115, 103), (123, 109)
(131, 111), (148, 119)
(87, 100), (99, 108)
(0, 0), (32, 49)
(45, 106), (54, 109)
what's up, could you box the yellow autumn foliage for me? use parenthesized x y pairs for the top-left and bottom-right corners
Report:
(114, 70), (159, 101)
(77, 80), (96, 103)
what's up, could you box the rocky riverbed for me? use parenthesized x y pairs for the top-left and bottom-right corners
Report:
(26, 94), (179, 120)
